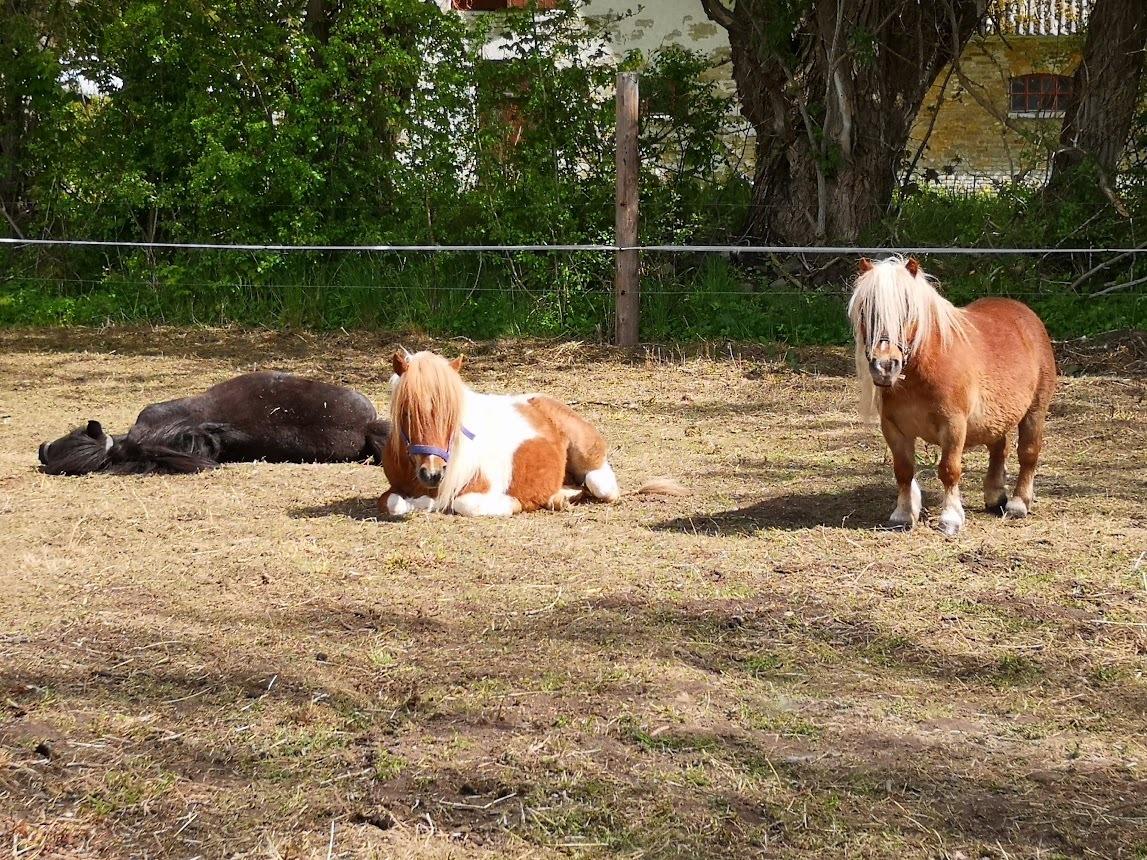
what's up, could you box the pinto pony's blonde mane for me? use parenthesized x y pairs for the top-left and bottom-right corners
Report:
(847, 256), (966, 420)
(389, 350), (478, 510)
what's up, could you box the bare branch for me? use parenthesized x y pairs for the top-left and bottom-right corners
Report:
(899, 62), (956, 196)
(1091, 273), (1147, 298)
(698, 0), (735, 31)
(1068, 240), (1147, 292)
(0, 200), (25, 240)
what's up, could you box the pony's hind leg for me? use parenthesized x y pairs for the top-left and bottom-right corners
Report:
(529, 395), (619, 502)
(882, 419), (921, 529)
(1007, 407), (1046, 519)
(984, 436), (1008, 514)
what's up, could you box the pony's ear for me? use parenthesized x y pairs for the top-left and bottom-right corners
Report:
(449, 355), (464, 373)
(905, 257), (920, 278)
(85, 420), (103, 438)
(391, 351), (409, 376)
(858, 257), (874, 273)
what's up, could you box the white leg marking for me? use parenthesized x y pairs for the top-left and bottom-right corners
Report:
(938, 486), (966, 536)
(889, 479), (921, 527)
(451, 492), (519, 518)
(1005, 496), (1029, 519)
(387, 494), (414, 516)
(584, 463), (620, 502)
(105, 435), (114, 451)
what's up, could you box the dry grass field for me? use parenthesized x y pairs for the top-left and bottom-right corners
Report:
(1, 327), (1144, 859)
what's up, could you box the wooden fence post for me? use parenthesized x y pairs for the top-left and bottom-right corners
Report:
(614, 71), (640, 347)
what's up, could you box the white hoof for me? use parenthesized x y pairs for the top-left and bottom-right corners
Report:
(937, 511), (964, 536)
(887, 511), (917, 530)
(1004, 497), (1029, 519)
(584, 463), (620, 503)
(387, 494), (413, 516)
(888, 479), (921, 530)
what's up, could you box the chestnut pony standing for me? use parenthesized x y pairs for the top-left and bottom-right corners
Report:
(847, 257), (1057, 535)
(379, 350), (621, 517)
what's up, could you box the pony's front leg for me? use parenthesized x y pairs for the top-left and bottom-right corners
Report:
(881, 419), (920, 529)
(451, 492), (523, 518)
(380, 490), (436, 517)
(937, 420), (968, 536)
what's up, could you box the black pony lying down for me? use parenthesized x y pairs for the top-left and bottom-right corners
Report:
(39, 371), (390, 475)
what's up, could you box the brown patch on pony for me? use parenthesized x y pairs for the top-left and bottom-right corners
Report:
(380, 438), (426, 505)
(526, 395), (608, 484)
(459, 472), (490, 496)
(859, 257), (874, 273)
(905, 257), (920, 278)
(392, 351), (410, 376)
(508, 403), (568, 512)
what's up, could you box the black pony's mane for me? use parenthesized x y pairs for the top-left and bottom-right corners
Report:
(39, 432), (113, 476)
(42, 422), (246, 476)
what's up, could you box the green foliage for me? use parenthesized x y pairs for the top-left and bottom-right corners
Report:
(0, 1), (1142, 343)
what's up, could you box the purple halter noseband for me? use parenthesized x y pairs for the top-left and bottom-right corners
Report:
(400, 425), (475, 462)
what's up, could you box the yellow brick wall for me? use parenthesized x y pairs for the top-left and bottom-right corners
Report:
(909, 35), (1081, 186)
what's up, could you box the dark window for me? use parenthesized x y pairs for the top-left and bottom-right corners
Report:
(1009, 73), (1072, 113)
(452, 0), (558, 9)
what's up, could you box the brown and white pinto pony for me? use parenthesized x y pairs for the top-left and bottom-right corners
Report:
(379, 350), (621, 517)
(848, 256), (1057, 535)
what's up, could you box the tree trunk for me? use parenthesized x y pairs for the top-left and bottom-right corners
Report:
(1048, 0), (1147, 193)
(305, 0), (331, 45)
(702, 0), (985, 247)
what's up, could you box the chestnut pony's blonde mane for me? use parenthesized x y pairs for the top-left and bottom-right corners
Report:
(389, 350), (478, 510)
(847, 256), (966, 420)
(390, 351), (465, 453)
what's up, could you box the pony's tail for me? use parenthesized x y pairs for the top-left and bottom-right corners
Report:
(105, 439), (221, 475)
(632, 477), (688, 497)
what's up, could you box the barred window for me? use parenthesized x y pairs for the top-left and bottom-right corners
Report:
(1009, 73), (1072, 114)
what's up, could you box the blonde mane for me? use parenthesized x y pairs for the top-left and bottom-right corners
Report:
(389, 351), (478, 510)
(846, 256), (966, 420)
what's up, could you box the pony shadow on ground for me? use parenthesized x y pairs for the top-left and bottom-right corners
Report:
(290, 495), (383, 521)
(654, 483), (893, 534)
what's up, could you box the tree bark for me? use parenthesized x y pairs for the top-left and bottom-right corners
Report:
(1048, 0), (1147, 193)
(702, 0), (985, 247)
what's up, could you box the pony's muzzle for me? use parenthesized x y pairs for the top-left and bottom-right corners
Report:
(38, 441), (49, 465)
(417, 464), (444, 488)
(869, 356), (903, 387)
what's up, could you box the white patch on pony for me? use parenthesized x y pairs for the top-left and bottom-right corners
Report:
(1004, 497), (1029, 519)
(433, 390), (539, 512)
(387, 494), (434, 516)
(386, 493), (413, 516)
(889, 478), (921, 527)
(104, 435), (114, 451)
(938, 489), (966, 536)
(451, 492), (520, 518)
(584, 462), (620, 502)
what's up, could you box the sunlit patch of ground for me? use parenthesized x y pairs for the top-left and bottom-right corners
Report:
(0, 327), (1144, 858)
